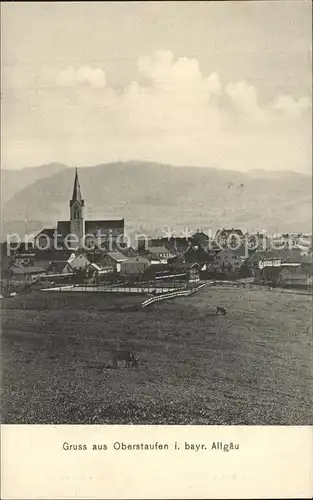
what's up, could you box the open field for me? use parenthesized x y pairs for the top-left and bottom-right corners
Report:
(1, 287), (312, 424)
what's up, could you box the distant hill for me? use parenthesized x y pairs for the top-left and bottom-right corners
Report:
(1, 162), (68, 205)
(1, 161), (312, 239)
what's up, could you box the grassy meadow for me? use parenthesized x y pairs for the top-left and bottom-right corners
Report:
(1, 286), (312, 424)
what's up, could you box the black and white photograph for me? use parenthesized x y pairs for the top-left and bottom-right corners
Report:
(1, 0), (312, 430)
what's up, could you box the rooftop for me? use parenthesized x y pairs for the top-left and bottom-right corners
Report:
(148, 246), (173, 254)
(11, 266), (46, 275)
(216, 228), (244, 236)
(104, 251), (128, 262)
(36, 228), (57, 238)
(123, 256), (150, 264)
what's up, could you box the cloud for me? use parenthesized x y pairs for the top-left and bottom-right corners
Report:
(57, 65), (106, 88)
(3, 51), (312, 172)
(273, 94), (311, 118)
(137, 50), (222, 95)
(206, 72), (222, 95)
(225, 80), (267, 123)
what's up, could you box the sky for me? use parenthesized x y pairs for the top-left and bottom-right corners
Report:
(1, 1), (312, 173)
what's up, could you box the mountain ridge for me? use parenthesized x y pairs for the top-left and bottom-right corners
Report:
(1, 161), (311, 239)
(1, 162), (69, 205)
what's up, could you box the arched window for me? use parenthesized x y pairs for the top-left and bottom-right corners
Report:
(73, 208), (80, 219)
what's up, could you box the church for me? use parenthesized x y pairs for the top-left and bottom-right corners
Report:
(35, 169), (124, 251)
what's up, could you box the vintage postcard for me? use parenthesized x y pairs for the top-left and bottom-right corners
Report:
(1, 1), (312, 499)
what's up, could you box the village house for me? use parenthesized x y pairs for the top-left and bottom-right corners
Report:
(254, 249), (311, 287)
(167, 255), (201, 280)
(245, 232), (271, 252)
(246, 249), (281, 274)
(62, 253), (91, 273)
(3, 241), (34, 256)
(138, 237), (190, 255)
(253, 248), (303, 269)
(280, 247), (303, 262)
(61, 252), (114, 283)
(191, 230), (210, 248)
(10, 264), (46, 282)
(45, 260), (72, 275)
(147, 246), (174, 262)
(0, 243), (13, 279)
(146, 232), (210, 253)
(185, 262), (201, 281)
(100, 251), (128, 272)
(120, 256), (150, 276)
(142, 260), (199, 284)
(215, 228), (245, 248)
(119, 246), (138, 258)
(301, 253), (313, 274)
(183, 245), (214, 266)
(167, 254), (186, 268)
(32, 249), (72, 273)
(12, 252), (36, 268)
(199, 262), (225, 280)
(277, 262), (309, 289)
(167, 237), (191, 255)
(142, 262), (169, 281)
(216, 246), (247, 273)
(98, 266), (115, 275)
(306, 246), (313, 258)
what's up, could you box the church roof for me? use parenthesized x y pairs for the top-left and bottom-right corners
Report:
(57, 221), (71, 236)
(85, 219), (124, 232)
(56, 219), (124, 237)
(35, 228), (56, 239)
(70, 168), (84, 205)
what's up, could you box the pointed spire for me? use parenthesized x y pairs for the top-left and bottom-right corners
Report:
(72, 168), (83, 203)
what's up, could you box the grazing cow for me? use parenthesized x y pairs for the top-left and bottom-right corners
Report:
(112, 349), (138, 369)
(216, 306), (227, 315)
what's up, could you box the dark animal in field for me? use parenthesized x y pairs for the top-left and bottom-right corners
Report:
(216, 306), (227, 315)
(111, 349), (138, 369)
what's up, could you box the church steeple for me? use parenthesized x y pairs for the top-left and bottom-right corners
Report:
(70, 168), (84, 206)
(69, 168), (84, 249)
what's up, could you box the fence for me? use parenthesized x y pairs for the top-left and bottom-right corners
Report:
(141, 282), (211, 308)
(42, 283), (183, 294)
